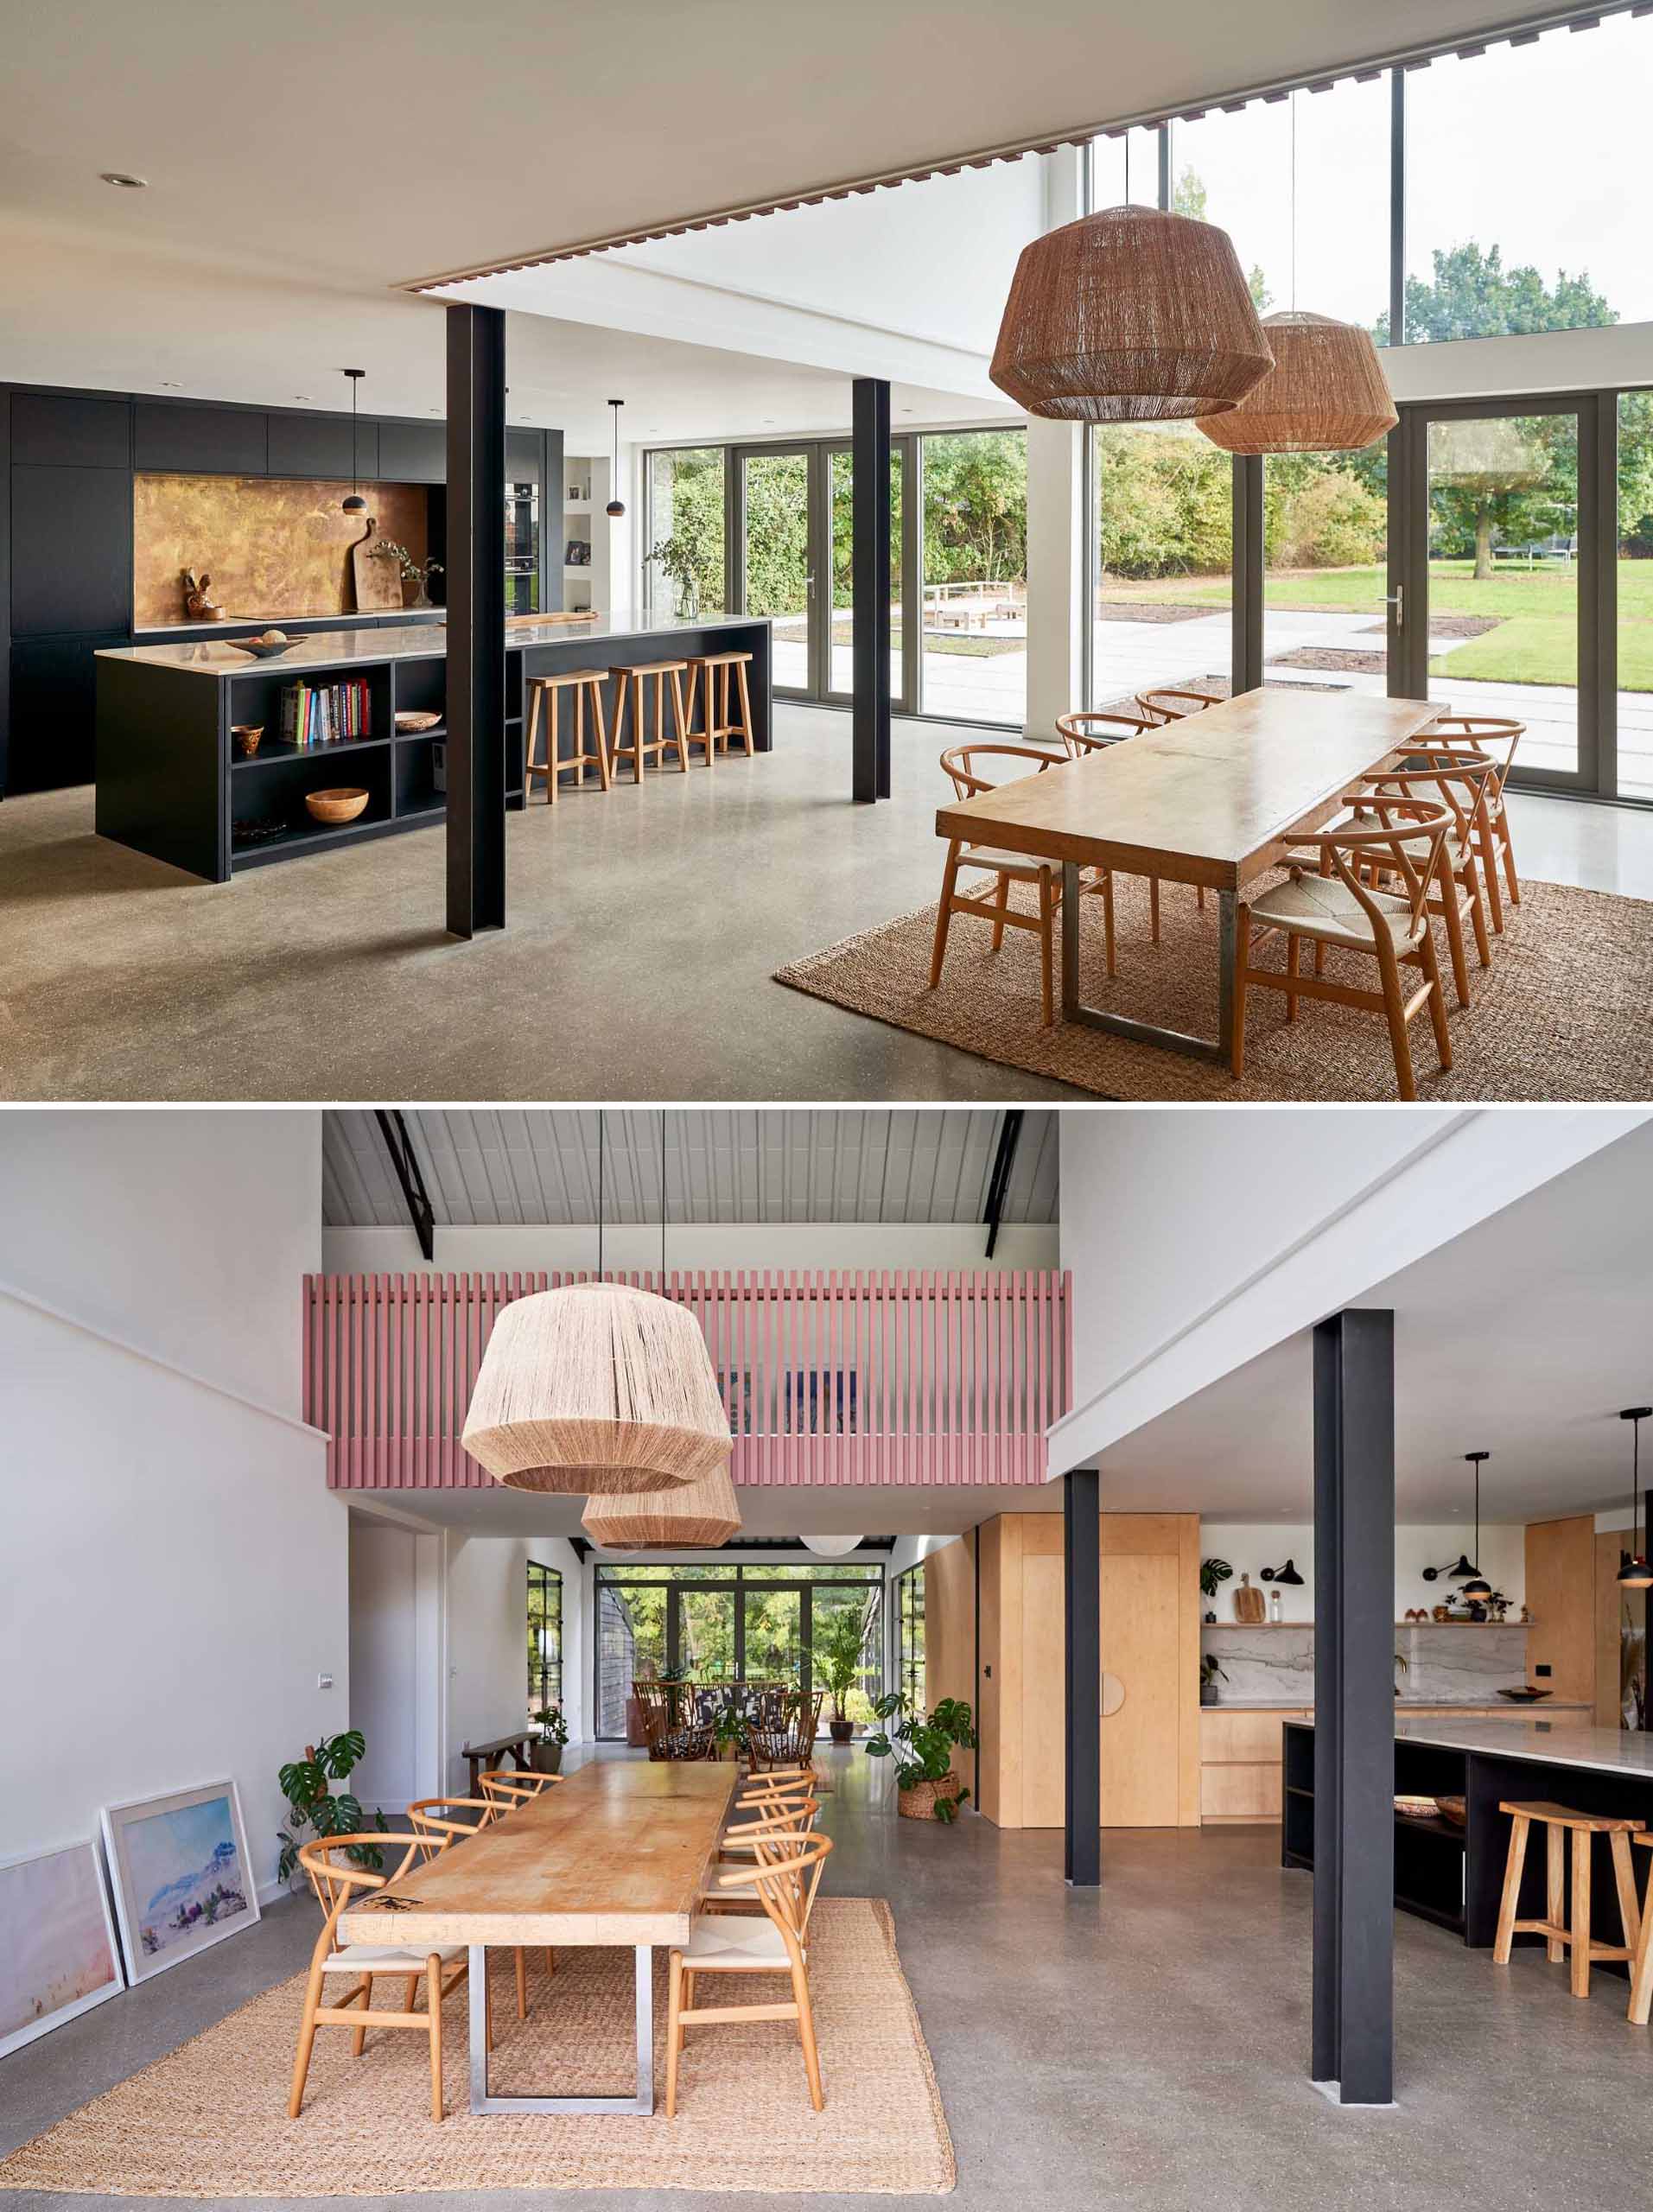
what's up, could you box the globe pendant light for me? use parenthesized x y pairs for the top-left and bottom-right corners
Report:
(605, 399), (626, 518)
(1617, 1407), (1653, 1589)
(803, 1535), (865, 1559)
(1459, 1453), (1492, 1600)
(341, 370), (367, 514)
(461, 1113), (731, 1497)
(1194, 309), (1396, 455)
(989, 205), (1272, 423)
(580, 1113), (740, 1549)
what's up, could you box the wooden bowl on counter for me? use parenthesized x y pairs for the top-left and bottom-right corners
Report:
(304, 787), (369, 825)
(1394, 1795), (1439, 1822)
(1437, 1795), (1467, 1827)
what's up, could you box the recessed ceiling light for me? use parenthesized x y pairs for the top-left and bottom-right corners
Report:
(100, 171), (148, 188)
(160, 379), (182, 389)
(295, 393), (313, 402)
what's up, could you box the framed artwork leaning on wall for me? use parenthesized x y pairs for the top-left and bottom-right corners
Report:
(100, 1780), (260, 1985)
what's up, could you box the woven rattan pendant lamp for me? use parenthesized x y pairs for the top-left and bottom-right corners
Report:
(1196, 309), (1396, 454)
(989, 205), (1272, 423)
(582, 1113), (741, 1551)
(461, 1115), (731, 1497)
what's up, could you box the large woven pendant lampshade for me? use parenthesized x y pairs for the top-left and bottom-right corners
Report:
(989, 206), (1273, 423)
(582, 1459), (741, 1552)
(1196, 309), (1396, 454)
(461, 1281), (732, 1495)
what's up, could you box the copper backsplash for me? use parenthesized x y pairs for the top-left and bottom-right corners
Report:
(132, 474), (433, 628)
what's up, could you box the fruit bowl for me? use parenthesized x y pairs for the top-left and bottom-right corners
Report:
(304, 787), (369, 825)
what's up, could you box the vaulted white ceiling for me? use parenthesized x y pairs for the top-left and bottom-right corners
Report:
(322, 1109), (1059, 1229)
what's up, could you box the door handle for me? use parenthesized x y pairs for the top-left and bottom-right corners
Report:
(1385, 584), (1403, 630)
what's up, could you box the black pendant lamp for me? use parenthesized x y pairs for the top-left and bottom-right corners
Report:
(605, 399), (625, 518)
(341, 370), (367, 514)
(1459, 1452), (1492, 1599)
(1618, 1407), (1653, 1589)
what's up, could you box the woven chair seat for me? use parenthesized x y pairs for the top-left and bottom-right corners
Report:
(961, 844), (1058, 877)
(1343, 810), (1471, 872)
(321, 1942), (465, 1972)
(1249, 869), (1423, 951)
(685, 1916), (794, 1967)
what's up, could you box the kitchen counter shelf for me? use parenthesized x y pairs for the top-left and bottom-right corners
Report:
(232, 734), (393, 770)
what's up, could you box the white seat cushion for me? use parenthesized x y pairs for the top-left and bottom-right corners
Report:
(1249, 871), (1422, 951)
(960, 845), (1056, 877)
(321, 1942), (465, 1972)
(684, 1915), (793, 1967)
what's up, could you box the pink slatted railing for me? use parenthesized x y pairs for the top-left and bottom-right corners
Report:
(304, 1269), (1071, 1491)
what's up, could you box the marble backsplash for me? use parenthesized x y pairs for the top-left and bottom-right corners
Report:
(1203, 1623), (1530, 1705)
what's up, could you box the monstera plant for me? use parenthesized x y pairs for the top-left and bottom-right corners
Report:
(277, 1730), (386, 1885)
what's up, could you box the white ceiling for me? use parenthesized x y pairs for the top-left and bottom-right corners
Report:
(1092, 1121), (1653, 1525)
(322, 1108), (1059, 1229)
(2, 0), (1555, 429)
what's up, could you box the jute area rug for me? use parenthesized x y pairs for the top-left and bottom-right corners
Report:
(775, 871), (1653, 1102)
(0, 1900), (952, 2197)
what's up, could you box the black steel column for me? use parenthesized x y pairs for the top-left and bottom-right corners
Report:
(852, 376), (892, 802)
(1064, 1467), (1101, 1886)
(445, 303), (506, 938)
(1232, 455), (1264, 696)
(1312, 1309), (1396, 2107)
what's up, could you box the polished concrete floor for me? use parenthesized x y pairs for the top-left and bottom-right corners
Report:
(3, 706), (1651, 1102)
(3, 1746), (1649, 2211)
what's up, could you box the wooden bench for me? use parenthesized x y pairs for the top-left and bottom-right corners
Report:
(461, 1732), (533, 1796)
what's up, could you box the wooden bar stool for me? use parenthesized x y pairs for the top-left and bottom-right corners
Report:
(611, 659), (690, 780)
(1493, 1800), (1643, 1999)
(685, 650), (756, 762)
(1627, 1832), (1653, 2024)
(525, 669), (611, 804)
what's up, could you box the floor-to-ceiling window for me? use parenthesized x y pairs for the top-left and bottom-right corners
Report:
(593, 1559), (884, 1739)
(892, 1565), (925, 1710)
(1618, 391), (1653, 801)
(526, 1560), (563, 1724)
(918, 428), (1027, 724)
(643, 446), (726, 618)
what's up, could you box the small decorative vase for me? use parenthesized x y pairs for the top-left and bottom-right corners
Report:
(410, 581), (434, 609)
(529, 1740), (563, 1775)
(1200, 1681), (1219, 1707)
(829, 1717), (854, 1745)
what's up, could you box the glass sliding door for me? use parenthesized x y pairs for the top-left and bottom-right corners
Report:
(1402, 399), (1593, 790)
(743, 1582), (804, 1694)
(669, 1580), (738, 1681)
(645, 447), (727, 618)
(1618, 391), (1653, 803)
(919, 428), (1027, 726)
(1262, 444), (1390, 701)
(1088, 422), (1231, 710)
(737, 447), (813, 695)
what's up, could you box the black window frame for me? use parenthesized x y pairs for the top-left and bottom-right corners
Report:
(526, 1559), (563, 1721)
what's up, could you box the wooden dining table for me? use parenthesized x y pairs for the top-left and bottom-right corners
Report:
(338, 1760), (738, 2116)
(934, 687), (1446, 1065)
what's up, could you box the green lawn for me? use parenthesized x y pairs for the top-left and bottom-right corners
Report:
(1117, 560), (1653, 690)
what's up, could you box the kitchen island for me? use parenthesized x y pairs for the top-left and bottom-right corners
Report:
(93, 610), (772, 881)
(1283, 1717), (1653, 1961)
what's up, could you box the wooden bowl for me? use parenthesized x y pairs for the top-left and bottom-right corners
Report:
(238, 637), (294, 659)
(1437, 1795), (1467, 1827)
(1394, 1795), (1439, 1822)
(232, 724), (264, 758)
(304, 786), (369, 825)
(395, 709), (442, 734)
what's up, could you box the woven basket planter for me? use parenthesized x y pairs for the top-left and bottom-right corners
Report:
(897, 1771), (963, 1821)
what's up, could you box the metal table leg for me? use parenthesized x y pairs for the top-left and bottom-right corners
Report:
(467, 1942), (655, 2115)
(1061, 861), (1237, 1067)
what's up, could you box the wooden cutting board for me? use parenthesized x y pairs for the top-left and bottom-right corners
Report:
(350, 519), (405, 613)
(1232, 1575), (1266, 1625)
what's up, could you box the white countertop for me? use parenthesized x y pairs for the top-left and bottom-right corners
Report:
(1214, 1698), (1593, 1713)
(98, 609), (766, 677)
(1392, 1716), (1653, 1777)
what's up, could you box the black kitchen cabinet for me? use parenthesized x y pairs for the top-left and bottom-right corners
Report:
(134, 401), (268, 476)
(377, 419), (447, 484)
(10, 464), (132, 636)
(9, 632), (128, 791)
(268, 410), (378, 481)
(11, 392), (130, 470)
(505, 429), (541, 481)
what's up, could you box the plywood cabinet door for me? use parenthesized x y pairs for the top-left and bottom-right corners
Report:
(1020, 1552), (1066, 1828)
(1100, 1553), (1181, 1827)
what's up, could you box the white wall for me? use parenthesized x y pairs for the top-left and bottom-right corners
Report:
(0, 1111), (336, 1902)
(1052, 1106), (1650, 1470)
(348, 1518), (444, 1810)
(1198, 1522), (1527, 1621)
(321, 1220), (1059, 1274)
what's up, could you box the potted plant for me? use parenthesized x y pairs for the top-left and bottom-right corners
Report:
(531, 1704), (569, 1774)
(813, 1605), (874, 1745)
(712, 1696), (750, 1764)
(277, 1730), (386, 1887)
(866, 1693), (978, 1822)
(1199, 1654), (1227, 1707)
